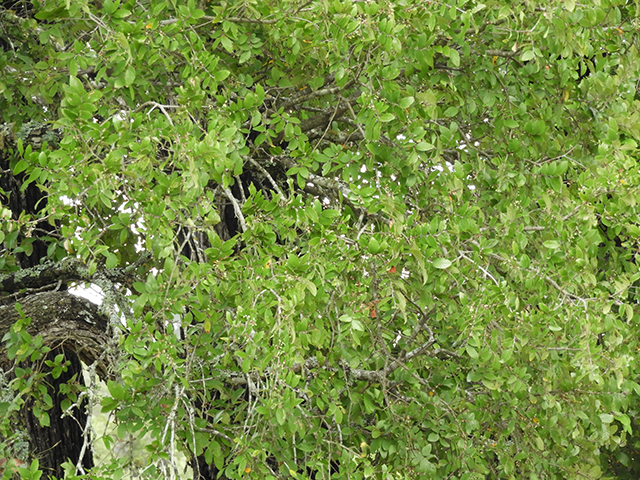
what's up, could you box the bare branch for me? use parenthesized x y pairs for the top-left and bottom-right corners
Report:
(223, 188), (247, 233)
(280, 80), (355, 111)
(484, 49), (520, 58)
(245, 156), (284, 197)
(134, 101), (179, 126)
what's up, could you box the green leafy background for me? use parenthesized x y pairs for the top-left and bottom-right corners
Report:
(2, 0), (640, 478)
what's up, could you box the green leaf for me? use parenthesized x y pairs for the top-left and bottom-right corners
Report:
(105, 252), (118, 268)
(214, 70), (230, 81)
(443, 107), (459, 117)
(379, 113), (395, 122)
(399, 96), (415, 108)
(368, 237), (380, 255)
(124, 67), (136, 87)
(534, 436), (544, 450)
(276, 408), (285, 425)
(433, 258), (452, 269)
(599, 413), (614, 424)
(13, 159), (29, 174)
(449, 49), (460, 67)
(521, 50), (535, 61)
(416, 142), (435, 151)
(334, 406), (343, 423)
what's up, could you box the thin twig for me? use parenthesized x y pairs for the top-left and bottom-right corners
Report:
(246, 157), (284, 197)
(459, 251), (499, 286)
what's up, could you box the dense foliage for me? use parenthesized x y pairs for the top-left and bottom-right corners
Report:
(2, 0), (640, 478)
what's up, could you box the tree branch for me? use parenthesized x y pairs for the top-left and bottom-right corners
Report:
(279, 80), (355, 111)
(0, 252), (151, 296)
(223, 188), (247, 233)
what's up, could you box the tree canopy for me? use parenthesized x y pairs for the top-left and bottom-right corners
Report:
(2, 0), (640, 479)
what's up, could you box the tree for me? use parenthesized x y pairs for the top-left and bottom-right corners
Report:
(2, 0), (640, 478)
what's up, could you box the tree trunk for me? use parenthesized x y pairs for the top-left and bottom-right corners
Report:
(23, 349), (93, 478)
(0, 291), (112, 477)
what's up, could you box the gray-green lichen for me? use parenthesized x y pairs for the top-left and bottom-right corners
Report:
(15, 121), (61, 150)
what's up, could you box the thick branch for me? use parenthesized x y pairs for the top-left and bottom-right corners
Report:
(0, 252), (151, 296)
(279, 80), (355, 112)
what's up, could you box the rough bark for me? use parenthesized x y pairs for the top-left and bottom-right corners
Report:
(0, 291), (113, 478)
(0, 291), (114, 378)
(21, 347), (91, 479)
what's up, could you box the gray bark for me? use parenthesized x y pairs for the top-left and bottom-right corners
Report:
(0, 292), (113, 478)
